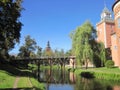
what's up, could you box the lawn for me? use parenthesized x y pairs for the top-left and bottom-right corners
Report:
(17, 77), (32, 88)
(0, 70), (15, 88)
(0, 63), (45, 90)
(75, 67), (120, 81)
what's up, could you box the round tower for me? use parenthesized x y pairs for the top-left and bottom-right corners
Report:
(112, 0), (120, 35)
(111, 0), (120, 67)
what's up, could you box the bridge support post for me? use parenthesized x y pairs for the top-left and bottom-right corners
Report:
(37, 60), (40, 81)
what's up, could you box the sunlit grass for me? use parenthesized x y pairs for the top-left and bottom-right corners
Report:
(0, 70), (15, 88)
(17, 77), (32, 88)
(30, 77), (45, 90)
(75, 67), (120, 81)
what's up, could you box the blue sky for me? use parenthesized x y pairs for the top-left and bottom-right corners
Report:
(10, 0), (115, 54)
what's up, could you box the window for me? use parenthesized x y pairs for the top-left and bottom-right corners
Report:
(114, 34), (116, 39)
(118, 18), (120, 28)
(114, 46), (117, 50)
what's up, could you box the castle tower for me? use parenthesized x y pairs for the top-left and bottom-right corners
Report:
(45, 41), (53, 57)
(46, 41), (51, 51)
(111, 0), (120, 67)
(97, 6), (115, 48)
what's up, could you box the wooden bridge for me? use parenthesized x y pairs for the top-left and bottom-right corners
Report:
(11, 56), (75, 67)
(10, 56), (76, 82)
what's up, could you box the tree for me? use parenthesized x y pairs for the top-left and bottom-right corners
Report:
(18, 35), (37, 58)
(83, 39), (93, 69)
(65, 49), (72, 57)
(70, 21), (96, 67)
(0, 0), (23, 59)
(91, 41), (102, 67)
(99, 42), (106, 67)
(36, 46), (42, 58)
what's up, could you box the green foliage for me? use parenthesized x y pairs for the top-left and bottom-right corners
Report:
(83, 39), (93, 69)
(80, 72), (94, 79)
(0, 0), (23, 58)
(65, 49), (72, 57)
(18, 35), (37, 58)
(53, 48), (66, 57)
(105, 60), (114, 68)
(91, 42), (106, 67)
(70, 21), (95, 66)
(36, 46), (42, 58)
(99, 42), (106, 66)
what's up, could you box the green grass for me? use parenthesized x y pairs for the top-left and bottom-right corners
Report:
(17, 77), (32, 88)
(0, 70), (15, 88)
(75, 67), (120, 81)
(0, 62), (45, 89)
(30, 77), (45, 90)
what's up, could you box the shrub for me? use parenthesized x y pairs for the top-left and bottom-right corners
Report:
(105, 60), (114, 68)
(80, 72), (94, 79)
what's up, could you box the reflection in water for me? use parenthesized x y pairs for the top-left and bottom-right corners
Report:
(113, 86), (120, 90)
(69, 72), (76, 84)
(33, 67), (120, 90)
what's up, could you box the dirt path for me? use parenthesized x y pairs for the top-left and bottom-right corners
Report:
(28, 77), (33, 87)
(13, 76), (20, 89)
(13, 76), (33, 89)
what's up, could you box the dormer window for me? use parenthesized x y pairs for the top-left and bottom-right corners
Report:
(118, 18), (120, 28)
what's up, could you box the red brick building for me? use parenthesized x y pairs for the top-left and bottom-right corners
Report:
(97, 0), (120, 67)
(97, 6), (115, 48)
(112, 0), (120, 67)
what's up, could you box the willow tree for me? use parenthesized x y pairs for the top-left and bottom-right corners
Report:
(99, 42), (106, 66)
(0, 0), (23, 59)
(70, 21), (96, 67)
(83, 39), (93, 69)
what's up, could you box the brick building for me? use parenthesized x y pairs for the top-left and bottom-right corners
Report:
(97, 0), (120, 67)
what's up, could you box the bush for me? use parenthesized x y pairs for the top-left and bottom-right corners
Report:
(105, 60), (114, 68)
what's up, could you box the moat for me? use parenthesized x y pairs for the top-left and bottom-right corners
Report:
(33, 67), (120, 90)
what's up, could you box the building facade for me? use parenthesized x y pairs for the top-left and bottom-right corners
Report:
(97, 7), (115, 48)
(112, 0), (120, 66)
(97, 0), (120, 67)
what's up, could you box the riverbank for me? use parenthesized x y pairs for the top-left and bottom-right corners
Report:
(0, 63), (45, 90)
(29, 64), (120, 81)
(75, 67), (120, 81)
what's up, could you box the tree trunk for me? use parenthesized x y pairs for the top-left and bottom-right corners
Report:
(85, 60), (88, 69)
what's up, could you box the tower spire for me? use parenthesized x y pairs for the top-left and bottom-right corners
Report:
(47, 41), (50, 48)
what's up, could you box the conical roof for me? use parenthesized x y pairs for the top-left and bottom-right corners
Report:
(102, 7), (111, 14)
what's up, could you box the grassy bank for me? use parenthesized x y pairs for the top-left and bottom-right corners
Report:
(75, 67), (120, 81)
(0, 63), (45, 90)
(0, 70), (15, 88)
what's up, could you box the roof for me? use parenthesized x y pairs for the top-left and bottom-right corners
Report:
(112, 0), (120, 11)
(102, 7), (111, 14)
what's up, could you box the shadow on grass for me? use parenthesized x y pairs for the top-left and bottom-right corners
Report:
(0, 61), (34, 78)
(0, 87), (41, 90)
(80, 72), (95, 79)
